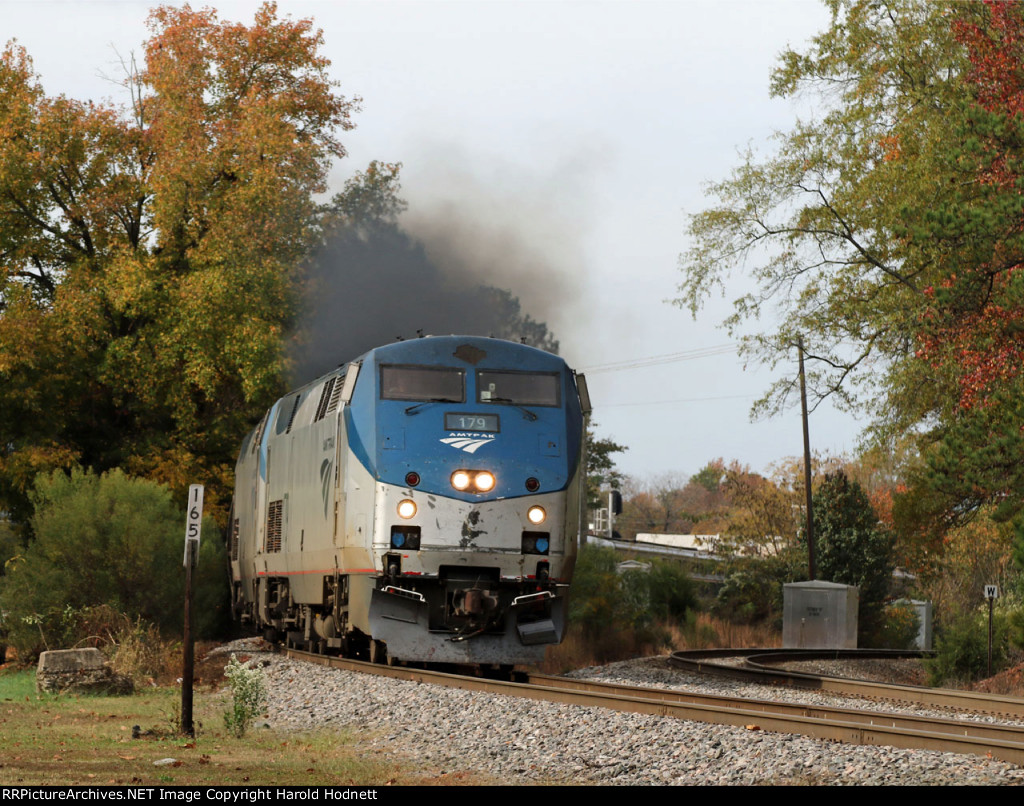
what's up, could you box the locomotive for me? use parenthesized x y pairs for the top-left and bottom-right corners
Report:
(229, 335), (589, 666)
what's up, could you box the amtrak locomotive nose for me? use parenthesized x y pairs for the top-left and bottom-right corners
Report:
(229, 335), (589, 666)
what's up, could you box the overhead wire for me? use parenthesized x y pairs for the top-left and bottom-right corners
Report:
(579, 343), (737, 374)
(600, 394), (754, 408)
(580, 342), (752, 410)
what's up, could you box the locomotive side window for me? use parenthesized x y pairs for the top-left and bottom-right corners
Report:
(380, 365), (465, 402)
(476, 370), (560, 407)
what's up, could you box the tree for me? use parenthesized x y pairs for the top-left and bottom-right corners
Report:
(720, 462), (801, 558)
(0, 4), (358, 523)
(617, 471), (728, 540)
(910, 2), (1024, 522)
(678, 0), (1024, 531)
(585, 427), (627, 511)
(679, 1), (972, 429)
(811, 470), (895, 644)
(691, 458), (725, 493)
(322, 160), (408, 232)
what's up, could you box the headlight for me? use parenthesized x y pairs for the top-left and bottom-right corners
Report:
(527, 506), (546, 525)
(397, 499), (417, 519)
(451, 470), (496, 493)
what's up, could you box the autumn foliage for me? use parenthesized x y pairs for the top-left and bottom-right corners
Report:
(913, 2), (1024, 413)
(0, 3), (358, 521)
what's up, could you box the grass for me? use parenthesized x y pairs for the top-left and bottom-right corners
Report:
(539, 611), (781, 673)
(0, 666), (499, 786)
(0, 610), (782, 785)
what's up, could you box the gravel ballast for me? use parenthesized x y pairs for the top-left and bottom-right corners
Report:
(213, 640), (1024, 785)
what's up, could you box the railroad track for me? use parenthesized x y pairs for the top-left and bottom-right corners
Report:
(669, 648), (1024, 719)
(285, 648), (1024, 765)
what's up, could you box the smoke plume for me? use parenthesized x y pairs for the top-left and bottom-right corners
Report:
(289, 152), (595, 384)
(290, 221), (559, 383)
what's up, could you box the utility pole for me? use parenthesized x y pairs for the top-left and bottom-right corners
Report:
(798, 336), (816, 580)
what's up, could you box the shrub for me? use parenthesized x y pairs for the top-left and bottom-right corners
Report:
(568, 543), (625, 640)
(711, 551), (802, 627)
(567, 544), (700, 660)
(0, 468), (229, 659)
(876, 601), (921, 650)
(571, 546), (697, 633)
(925, 609), (1008, 686)
(223, 654), (268, 738)
(644, 559), (697, 621)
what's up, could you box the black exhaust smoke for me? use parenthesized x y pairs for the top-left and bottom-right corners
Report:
(290, 220), (559, 382)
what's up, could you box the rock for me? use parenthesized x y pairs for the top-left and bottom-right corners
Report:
(36, 648), (134, 695)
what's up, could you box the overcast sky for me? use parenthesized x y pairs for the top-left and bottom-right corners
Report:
(4, 0), (864, 481)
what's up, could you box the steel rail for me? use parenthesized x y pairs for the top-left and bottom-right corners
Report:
(527, 672), (1024, 745)
(285, 649), (1024, 765)
(669, 648), (1024, 719)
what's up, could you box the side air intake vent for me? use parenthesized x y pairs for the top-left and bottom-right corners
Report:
(265, 500), (283, 553)
(314, 377), (336, 422)
(326, 374), (346, 414)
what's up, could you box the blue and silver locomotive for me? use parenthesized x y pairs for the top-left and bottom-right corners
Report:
(230, 336), (589, 665)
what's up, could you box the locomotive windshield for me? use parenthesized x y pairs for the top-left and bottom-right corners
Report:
(381, 365), (465, 402)
(476, 370), (560, 407)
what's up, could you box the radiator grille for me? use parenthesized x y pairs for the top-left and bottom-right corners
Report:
(314, 377), (336, 422)
(265, 500), (283, 553)
(326, 374), (345, 414)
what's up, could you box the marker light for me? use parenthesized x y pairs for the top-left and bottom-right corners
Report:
(451, 471), (471, 491)
(397, 499), (417, 519)
(405, 471), (421, 487)
(475, 471), (496, 492)
(527, 506), (546, 525)
(525, 477), (540, 492)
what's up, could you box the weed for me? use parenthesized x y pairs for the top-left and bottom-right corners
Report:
(164, 698), (183, 735)
(223, 654), (267, 738)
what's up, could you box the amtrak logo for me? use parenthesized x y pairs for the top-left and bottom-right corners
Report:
(440, 433), (496, 454)
(320, 458), (333, 518)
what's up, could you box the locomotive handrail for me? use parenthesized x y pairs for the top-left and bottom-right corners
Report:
(511, 591), (554, 607)
(381, 585), (427, 603)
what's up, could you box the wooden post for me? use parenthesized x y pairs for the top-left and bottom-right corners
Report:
(181, 484), (203, 738)
(798, 336), (816, 580)
(182, 539), (195, 737)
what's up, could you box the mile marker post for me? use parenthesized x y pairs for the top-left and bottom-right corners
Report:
(182, 484), (203, 737)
